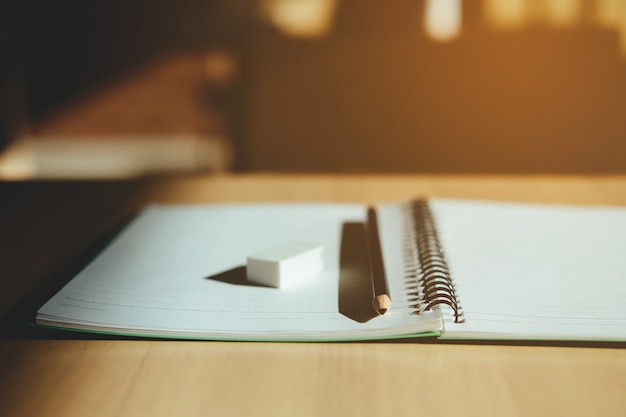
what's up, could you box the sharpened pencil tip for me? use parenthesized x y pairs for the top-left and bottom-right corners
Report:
(372, 294), (392, 315)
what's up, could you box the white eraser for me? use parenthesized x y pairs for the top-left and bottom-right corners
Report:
(246, 242), (324, 288)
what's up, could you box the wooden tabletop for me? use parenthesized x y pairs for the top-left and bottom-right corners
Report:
(2, 174), (626, 417)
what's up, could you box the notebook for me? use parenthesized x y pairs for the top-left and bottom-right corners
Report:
(36, 198), (626, 342)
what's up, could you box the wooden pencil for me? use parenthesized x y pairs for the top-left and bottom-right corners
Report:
(367, 207), (391, 315)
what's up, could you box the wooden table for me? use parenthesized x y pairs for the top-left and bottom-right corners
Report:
(2, 174), (626, 417)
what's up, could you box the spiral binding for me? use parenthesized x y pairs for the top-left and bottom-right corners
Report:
(403, 199), (464, 323)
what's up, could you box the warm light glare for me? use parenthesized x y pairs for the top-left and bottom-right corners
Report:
(596, 0), (623, 26)
(485, 0), (626, 57)
(424, 0), (463, 42)
(519, 0), (582, 27)
(260, 0), (337, 38)
(544, 0), (582, 27)
(484, 0), (527, 29)
(258, 0), (626, 58)
(595, 0), (626, 55)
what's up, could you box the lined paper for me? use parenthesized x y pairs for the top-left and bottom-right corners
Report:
(433, 199), (626, 341)
(37, 203), (440, 340)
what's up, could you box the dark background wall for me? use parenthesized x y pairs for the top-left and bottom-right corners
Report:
(1, 0), (237, 131)
(239, 0), (626, 172)
(2, 0), (625, 173)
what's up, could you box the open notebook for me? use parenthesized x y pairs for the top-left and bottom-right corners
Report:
(36, 198), (626, 342)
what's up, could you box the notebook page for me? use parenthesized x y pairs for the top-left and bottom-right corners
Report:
(37, 203), (439, 340)
(434, 199), (626, 341)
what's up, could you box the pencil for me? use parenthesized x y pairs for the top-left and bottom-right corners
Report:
(367, 207), (392, 315)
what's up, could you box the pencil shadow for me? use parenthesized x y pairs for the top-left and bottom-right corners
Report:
(339, 222), (378, 323)
(204, 266), (270, 287)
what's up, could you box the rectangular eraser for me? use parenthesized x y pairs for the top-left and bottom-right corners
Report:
(246, 242), (324, 288)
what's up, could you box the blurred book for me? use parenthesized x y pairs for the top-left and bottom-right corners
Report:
(0, 135), (231, 179)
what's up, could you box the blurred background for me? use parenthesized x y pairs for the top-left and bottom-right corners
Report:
(0, 0), (625, 178)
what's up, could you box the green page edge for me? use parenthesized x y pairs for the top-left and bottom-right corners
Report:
(31, 322), (441, 342)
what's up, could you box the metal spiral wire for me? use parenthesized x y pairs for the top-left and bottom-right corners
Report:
(403, 199), (464, 323)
